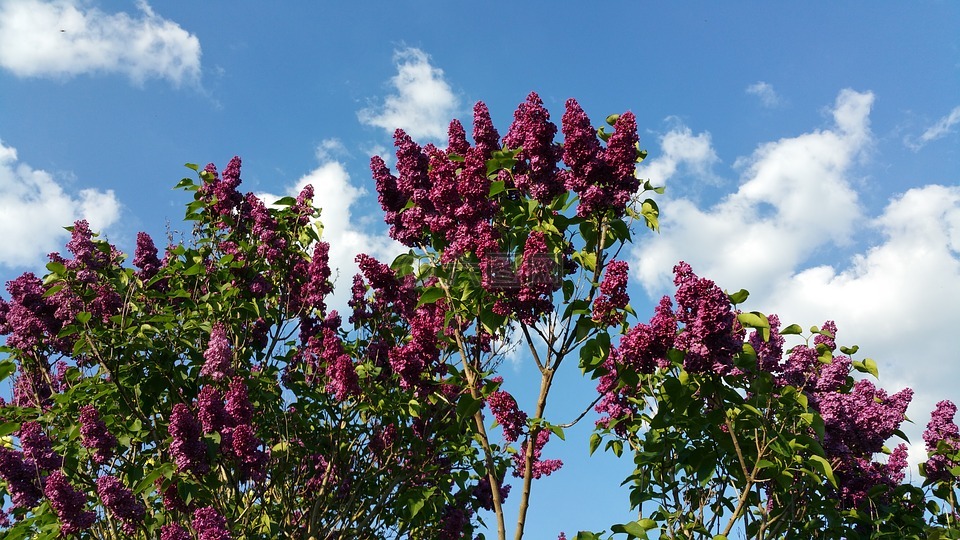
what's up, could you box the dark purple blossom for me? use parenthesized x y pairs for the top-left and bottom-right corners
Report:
(18, 421), (62, 471)
(79, 405), (117, 464)
(923, 400), (960, 482)
(97, 475), (145, 535)
(44, 470), (96, 536)
(512, 429), (562, 479)
(169, 403), (209, 475)
(488, 378), (527, 443)
(133, 231), (161, 280)
(192, 506), (232, 540)
(196, 386), (229, 434)
(0, 447), (42, 509)
(593, 260), (630, 326)
(160, 524), (192, 540)
(672, 262), (743, 374)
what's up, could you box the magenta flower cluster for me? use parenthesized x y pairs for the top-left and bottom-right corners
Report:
(923, 400), (960, 482)
(487, 378), (527, 443)
(96, 475), (145, 534)
(79, 405), (117, 464)
(193, 377), (268, 482)
(592, 260), (630, 327)
(201, 323), (234, 382)
(44, 470), (96, 536)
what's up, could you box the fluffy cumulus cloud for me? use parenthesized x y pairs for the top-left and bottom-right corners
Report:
(258, 142), (401, 310)
(636, 123), (720, 188)
(905, 105), (960, 151)
(0, 138), (121, 268)
(632, 89), (960, 462)
(746, 81), (782, 108)
(635, 89), (871, 296)
(358, 47), (460, 141)
(0, 0), (201, 86)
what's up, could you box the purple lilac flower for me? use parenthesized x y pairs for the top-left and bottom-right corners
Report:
(133, 231), (161, 280)
(512, 429), (563, 479)
(44, 470), (96, 536)
(192, 506), (232, 540)
(472, 101), (501, 159)
(201, 323), (233, 382)
(672, 262), (743, 374)
(923, 400), (959, 482)
(438, 504), (472, 540)
(446, 118), (469, 155)
(592, 260), (630, 326)
(503, 92), (564, 203)
(0, 447), (42, 509)
(474, 475), (511, 511)
(196, 386), (229, 433)
(79, 405), (117, 464)
(224, 377), (253, 426)
(169, 403), (209, 475)
(18, 421), (62, 471)
(96, 475), (145, 534)
(227, 423), (267, 482)
(488, 378), (527, 443)
(749, 313), (784, 373)
(160, 524), (192, 540)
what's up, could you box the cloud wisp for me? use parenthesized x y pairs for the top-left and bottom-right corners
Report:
(746, 81), (782, 108)
(0, 0), (201, 86)
(358, 47), (460, 141)
(905, 105), (960, 151)
(0, 138), (121, 269)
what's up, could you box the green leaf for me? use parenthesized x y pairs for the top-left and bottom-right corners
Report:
(839, 345), (859, 355)
(589, 433), (601, 456)
(726, 288), (749, 305)
(640, 199), (659, 231)
(489, 180), (506, 197)
(272, 196), (297, 207)
(76, 311), (92, 324)
(737, 311), (770, 341)
(416, 286), (446, 308)
(780, 324), (803, 335)
(862, 357), (879, 378)
(0, 359), (16, 383)
(184, 163), (200, 171)
(456, 395), (484, 421)
(611, 521), (649, 537)
(809, 454), (838, 488)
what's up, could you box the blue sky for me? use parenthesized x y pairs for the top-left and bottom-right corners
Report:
(1, 1), (959, 536)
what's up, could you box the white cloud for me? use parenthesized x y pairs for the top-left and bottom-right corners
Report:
(0, 138), (121, 268)
(635, 89), (871, 296)
(746, 81), (782, 108)
(905, 105), (960, 151)
(637, 123), (719, 187)
(0, 0), (201, 86)
(632, 89), (960, 464)
(357, 47), (460, 141)
(258, 157), (402, 312)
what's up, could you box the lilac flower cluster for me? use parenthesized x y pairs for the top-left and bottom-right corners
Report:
(922, 400), (960, 482)
(96, 475), (145, 534)
(161, 523), (192, 540)
(192, 506), (232, 540)
(672, 261), (743, 374)
(595, 296), (676, 432)
(592, 260), (630, 327)
(44, 470), (96, 536)
(561, 100), (641, 217)
(79, 405), (117, 464)
(133, 231), (162, 281)
(512, 429), (563, 479)
(473, 475), (511, 511)
(201, 323), (233, 382)
(0, 447), (42, 509)
(199, 157), (244, 219)
(18, 421), (62, 471)
(487, 378), (527, 443)
(193, 377), (267, 482)
(502, 92), (564, 203)
(169, 403), (210, 475)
